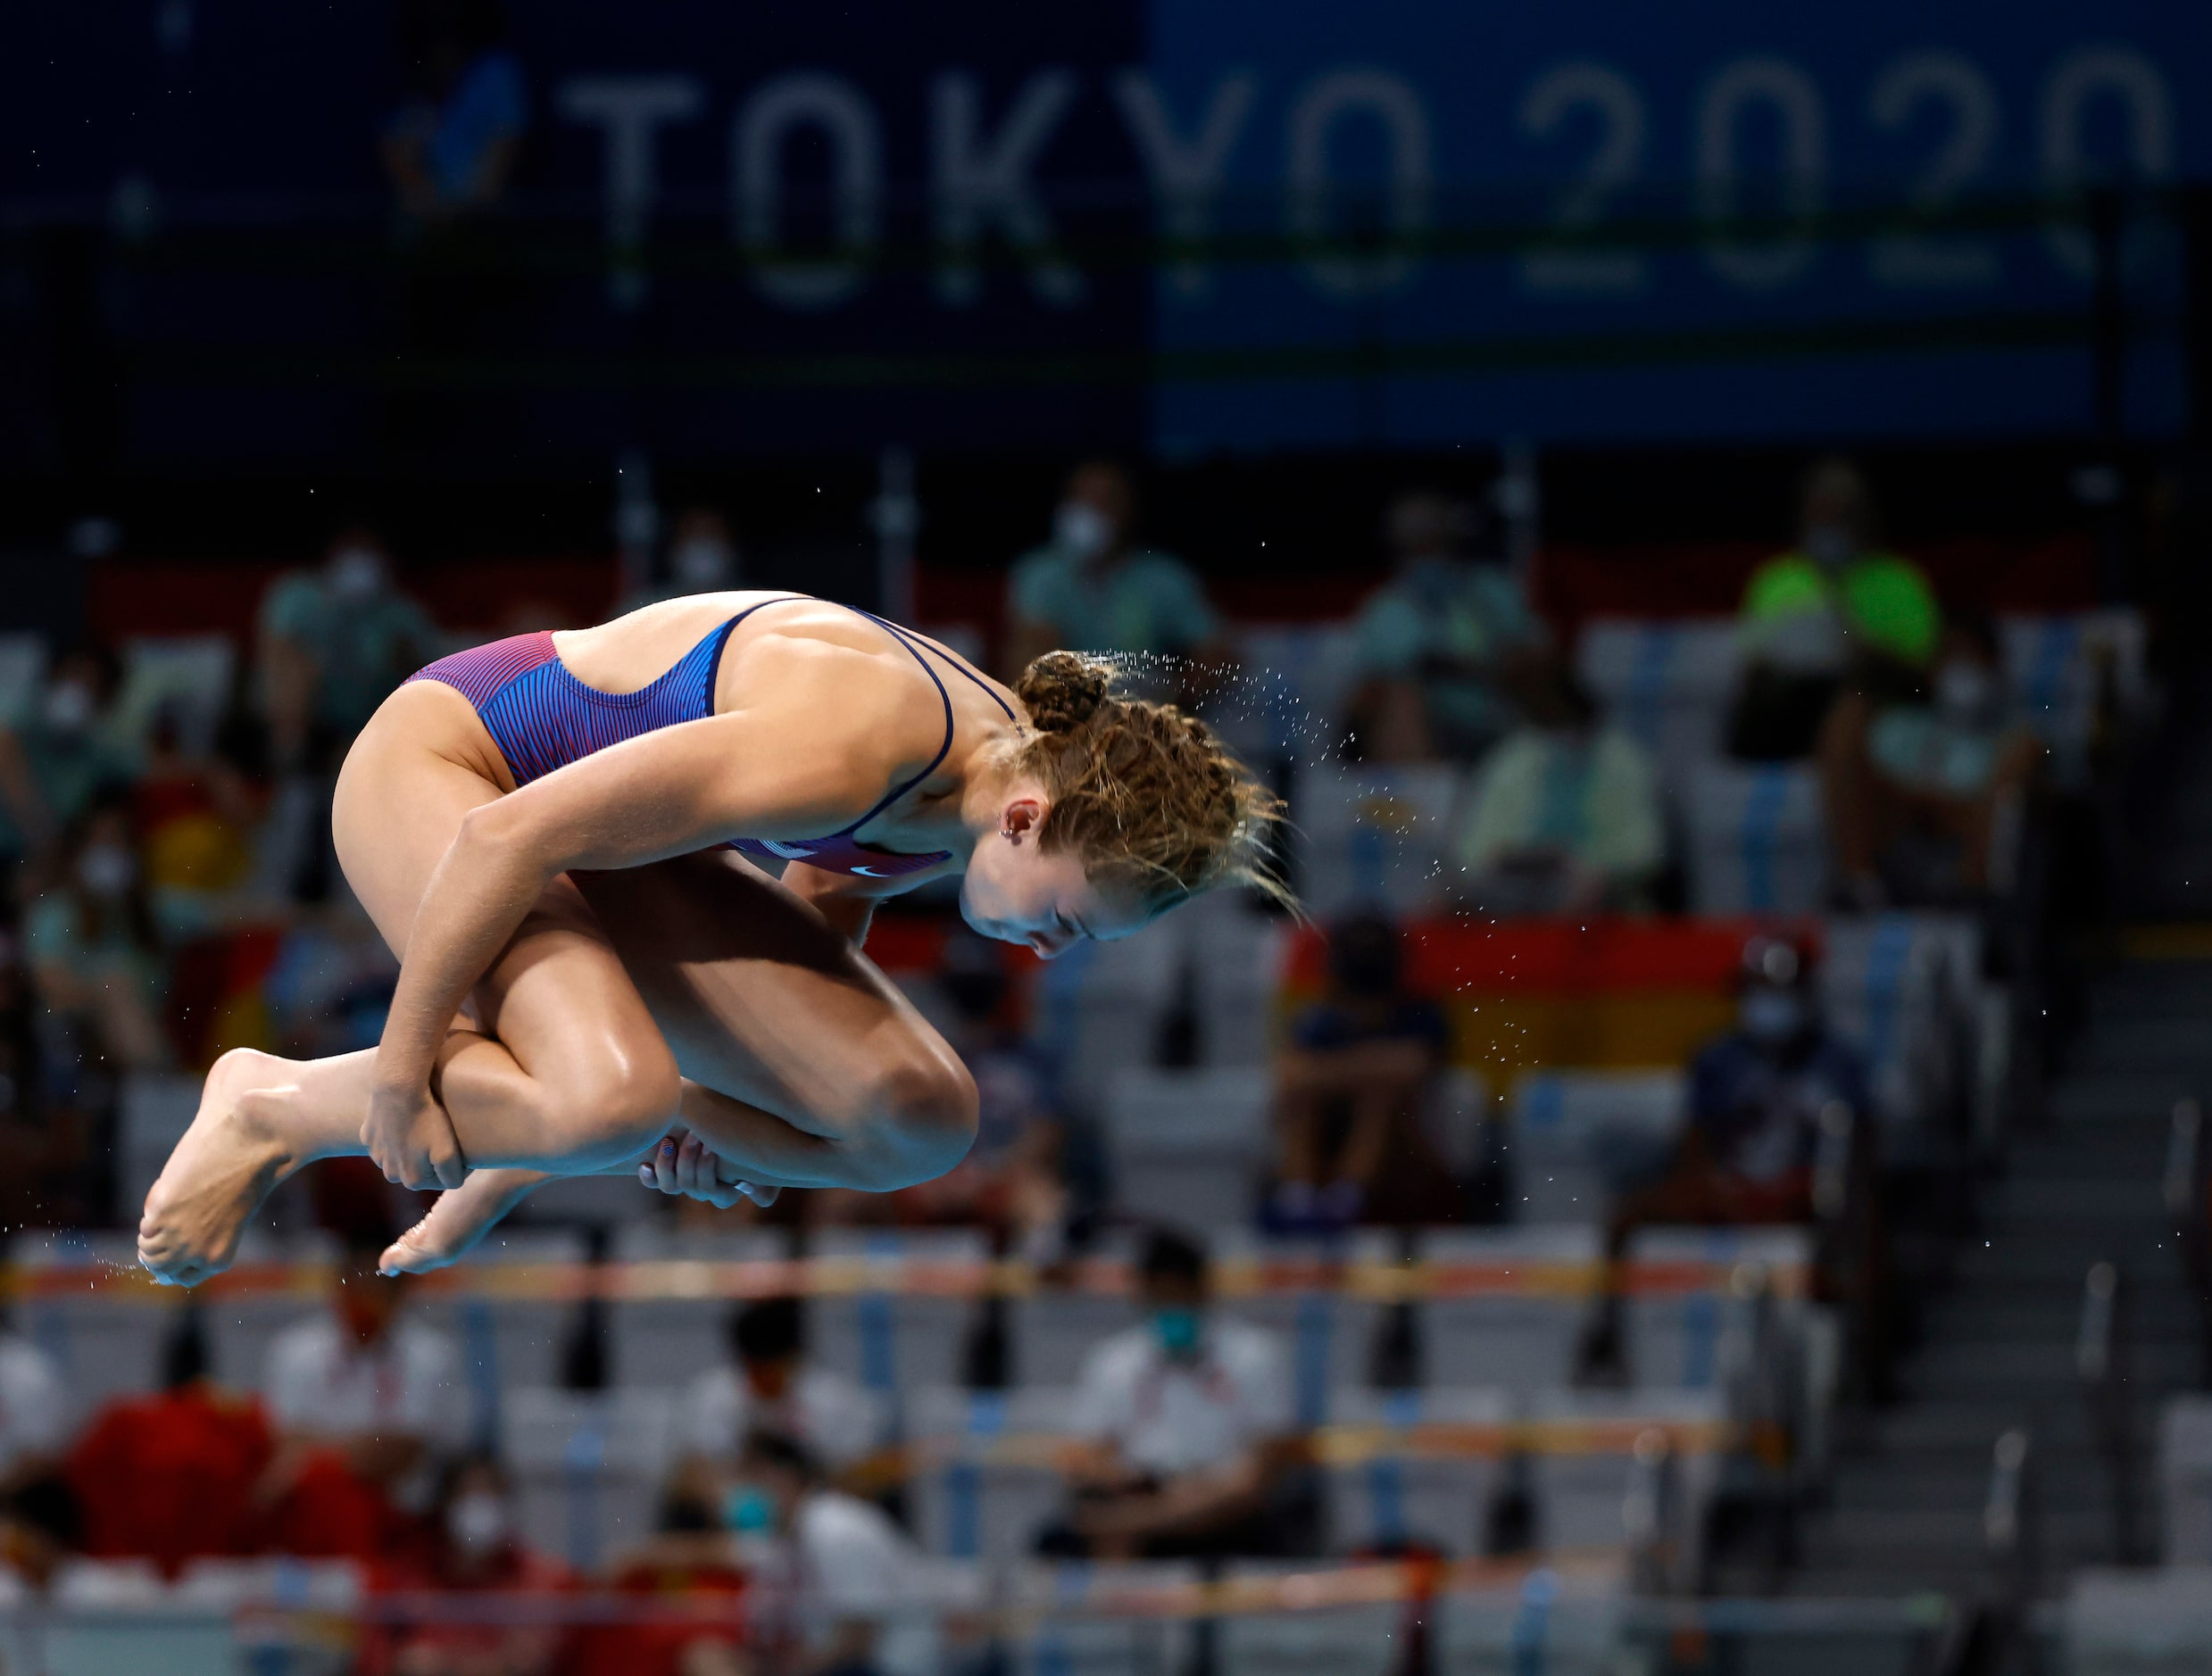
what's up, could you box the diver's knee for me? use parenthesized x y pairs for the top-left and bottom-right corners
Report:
(864, 1049), (977, 1187)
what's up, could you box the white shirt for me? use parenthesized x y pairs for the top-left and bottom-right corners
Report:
(0, 1336), (66, 1478)
(673, 1363), (883, 1470)
(791, 1489), (936, 1676)
(1071, 1316), (1294, 1478)
(263, 1314), (469, 1452)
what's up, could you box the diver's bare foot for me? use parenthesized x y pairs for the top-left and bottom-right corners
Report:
(379, 1168), (547, 1276)
(137, 1049), (302, 1287)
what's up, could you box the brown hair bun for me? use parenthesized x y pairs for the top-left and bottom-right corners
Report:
(1013, 650), (1111, 734)
(1006, 651), (1290, 913)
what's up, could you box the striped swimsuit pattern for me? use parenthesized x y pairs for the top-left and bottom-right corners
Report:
(404, 599), (1011, 878)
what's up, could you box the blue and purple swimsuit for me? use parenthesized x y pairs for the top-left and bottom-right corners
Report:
(406, 595), (1011, 879)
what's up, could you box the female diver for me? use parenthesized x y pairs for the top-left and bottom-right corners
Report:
(137, 593), (1276, 1284)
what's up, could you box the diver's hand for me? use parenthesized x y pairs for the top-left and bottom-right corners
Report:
(638, 1130), (781, 1208)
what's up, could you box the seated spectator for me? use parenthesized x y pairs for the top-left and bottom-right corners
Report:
(362, 1453), (574, 1676)
(1051, 1229), (1305, 1561)
(673, 1296), (883, 1481)
(732, 1429), (939, 1676)
(1579, 934), (1868, 1384)
(259, 1232), (467, 1561)
(133, 702), (264, 939)
(1267, 912), (1458, 1231)
(1346, 489), (1541, 762)
(621, 506), (744, 614)
(570, 1468), (750, 1676)
(26, 792), (170, 1070)
(0, 643), (137, 866)
(1002, 461), (1230, 694)
(1731, 457), (1940, 761)
(1453, 650), (1665, 916)
(1821, 611), (2043, 906)
(68, 1307), (271, 1577)
(877, 932), (1069, 1257)
(257, 531), (439, 773)
(381, 0), (527, 223)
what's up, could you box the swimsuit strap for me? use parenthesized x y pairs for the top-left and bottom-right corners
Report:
(698, 595), (1004, 839)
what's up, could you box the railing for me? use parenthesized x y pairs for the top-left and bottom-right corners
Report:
(2077, 1258), (2147, 1564)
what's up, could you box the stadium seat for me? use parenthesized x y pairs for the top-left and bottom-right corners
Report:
(1213, 1229), (1396, 1413)
(1435, 1568), (1626, 1676)
(502, 1386), (677, 1575)
(1323, 1387), (1511, 1556)
(1820, 913), (1978, 1147)
(1189, 890), (1293, 1068)
(1418, 1226), (1601, 1395)
(1526, 1388), (1726, 1577)
(12, 1229), (169, 1408)
(204, 1229), (335, 1394)
(1034, 925), (1185, 1117)
(2001, 610), (2149, 788)
(1680, 759), (1827, 916)
(1102, 1066), (1271, 1232)
(1292, 762), (1469, 922)
(0, 635), (47, 727)
(1507, 1070), (1685, 1224)
(1576, 616), (1741, 783)
(118, 634), (237, 754)
(173, 1555), (365, 1611)
(2063, 1567), (2212, 1676)
(1008, 1232), (1142, 1389)
(807, 1228), (989, 1398)
(116, 1075), (201, 1243)
(607, 1224), (794, 1390)
(46, 1559), (237, 1676)
(412, 1226), (589, 1437)
(1218, 1563), (1404, 1676)
(2159, 1397), (2212, 1564)
(907, 1386), (1076, 1564)
(1001, 1562), (1202, 1676)
(1622, 1227), (1815, 1392)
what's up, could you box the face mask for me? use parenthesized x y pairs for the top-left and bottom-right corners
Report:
(1935, 660), (1994, 721)
(42, 683), (95, 735)
(327, 547), (387, 602)
(670, 536), (736, 591)
(1740, 988), (1807, 1044)
(1803, 525), (1856, 571)
(723, 1482), (777, 1534)
(76, 843), (136, 900)
(1052, 501), (1115, 561)
(1152, 1306), (1203, 1359)
(446, 1491), (510, 1557)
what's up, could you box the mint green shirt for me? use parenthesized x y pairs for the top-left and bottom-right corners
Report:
(1007, 545), (1219, 656)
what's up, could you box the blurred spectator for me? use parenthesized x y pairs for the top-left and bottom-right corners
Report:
(362, 1453), (574, 1676)
(256, 530), (438, 773)
(874, 933), (1068, 1257)
(571, 1467), (750, 1676)
(620, 506), (744, 614)
(1051, 1229), (1304, 1561)
(1267, 912), (1457, 1232)
(26, 792), (170, 1070)
(673, 1296), (883, 1481)
(68, 1307), (271, 1577)
(134, 703), (264, 940)
(381, 0), (527, 223)
(1453, 649), (1665, 916)
(1579, 934), (1868, 1384)
(258, 1233), (468, 1561)
(1346, 489), (1541, 762)
(1003, 461), (1229, 685)
(0, 643), (136, 865)
(733, 1428), (939, 1676)
(1821, 611), (2043, 907)
(1731, 457), (1941, 761)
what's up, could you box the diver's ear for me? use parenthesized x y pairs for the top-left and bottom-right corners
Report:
(1000, 796), (1046, 844)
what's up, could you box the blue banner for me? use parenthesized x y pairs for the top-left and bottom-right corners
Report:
(4, 1), (2206, 457)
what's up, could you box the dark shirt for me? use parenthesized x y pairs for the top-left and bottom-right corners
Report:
(1687, 1028), (1868, 1183)
(1291, 996), (1450, 1057)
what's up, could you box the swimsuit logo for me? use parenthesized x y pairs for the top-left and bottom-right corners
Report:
(851, 865), (887, 877)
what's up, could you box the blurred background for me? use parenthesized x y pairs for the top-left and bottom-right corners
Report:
(1, 1), (2209, 1672)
